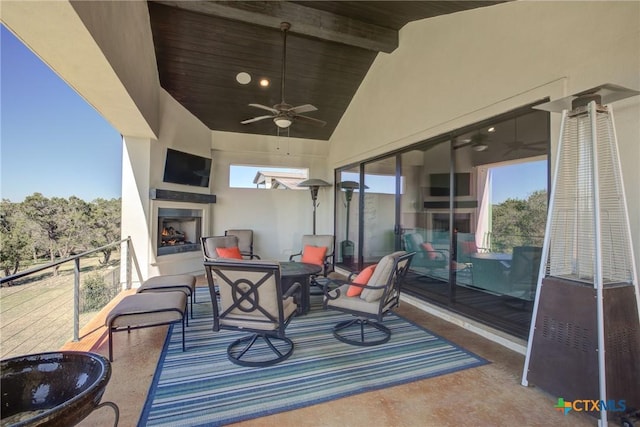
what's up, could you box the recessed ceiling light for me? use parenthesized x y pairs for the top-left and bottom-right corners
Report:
(236, 72), (251, 85)
(488, 127), (496, 133)
(259, 78), (270, 87)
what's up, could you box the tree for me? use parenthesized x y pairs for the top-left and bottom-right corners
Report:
(2, 194), (123, 280)
(52, 196), (91, 259)
(492, 190), (547, 252)
(88, 198), (121, 264)
(0, 200), (31, 282)
(21, 193), (91, 275)
(21, 193), (60, 269)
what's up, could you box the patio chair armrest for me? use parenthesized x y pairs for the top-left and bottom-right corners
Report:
(241, 252), (261, 260)
(360, 282), (386, 291)
(283, 282), (301, 299)
(289, 252), (302, 261)
(322, 278), (348, 300)
(432, 249), (449, 260)
(419, 248), (448, 260)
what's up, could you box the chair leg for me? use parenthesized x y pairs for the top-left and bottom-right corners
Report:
(108, 327), (114, 362)
(181, 312), (186, 352)
(333, 318), (391, 346)
(227, 333), (294, 367)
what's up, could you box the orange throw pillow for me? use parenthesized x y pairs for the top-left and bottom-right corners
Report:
(421, 242), (438, 260)
(216, 246), (243, 259)
(301, 245), (327, 266)
(347, 264), (376, 297)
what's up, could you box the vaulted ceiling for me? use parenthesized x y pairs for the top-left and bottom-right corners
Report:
(148, 1), (505, 141)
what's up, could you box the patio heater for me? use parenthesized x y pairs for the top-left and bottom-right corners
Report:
(521, 84), (640, 427)
(337, 181), (368, 265)
(297, 178), (331, 235)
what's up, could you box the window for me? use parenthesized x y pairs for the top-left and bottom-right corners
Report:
(341, 171), (400, 195)
(229, 165), (308, 189)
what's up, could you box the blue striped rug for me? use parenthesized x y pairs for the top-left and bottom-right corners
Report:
(138, 288), (488, 426)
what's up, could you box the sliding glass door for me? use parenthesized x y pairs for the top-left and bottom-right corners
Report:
(362, 156), (398, 266)
(399, 142), (453, 303)
(334, 104), (549, 339)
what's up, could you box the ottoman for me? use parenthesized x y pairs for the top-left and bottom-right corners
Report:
(106, 291), (187, 361)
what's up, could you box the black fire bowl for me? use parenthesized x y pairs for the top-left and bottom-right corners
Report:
(1, 351), (114, 426)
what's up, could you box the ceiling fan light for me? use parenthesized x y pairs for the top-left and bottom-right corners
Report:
(274, 117), (292, 128)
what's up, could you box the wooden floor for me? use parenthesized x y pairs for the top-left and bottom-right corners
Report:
(402, 271), (534, 338)
(65, 277), (597, 427)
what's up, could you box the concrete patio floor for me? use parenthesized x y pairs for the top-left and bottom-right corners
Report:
(68, 276), (597, 427)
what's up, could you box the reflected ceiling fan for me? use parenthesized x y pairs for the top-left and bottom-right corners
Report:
(241, 22), (326, 129)
(502, 117), (547, 155)
(453, 132), (491, 151)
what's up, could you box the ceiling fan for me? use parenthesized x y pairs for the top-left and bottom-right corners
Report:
(453, 132), (490, 151)
(241, 22), (326, 129)
(502, 117), (547, 155)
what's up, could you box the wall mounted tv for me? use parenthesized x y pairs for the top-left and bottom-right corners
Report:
(162, 148), (212, 188)
(429, 173), (471, 197)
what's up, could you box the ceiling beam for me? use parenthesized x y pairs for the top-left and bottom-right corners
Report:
(152, 0), (398, 53)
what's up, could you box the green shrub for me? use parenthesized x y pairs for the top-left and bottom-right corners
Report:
(82, 273), (110, 312)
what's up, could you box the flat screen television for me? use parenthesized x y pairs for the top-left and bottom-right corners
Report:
(429, 173), (471, 197)
(162, 148), (212, 188)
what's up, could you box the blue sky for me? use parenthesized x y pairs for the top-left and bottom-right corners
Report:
(491, 160), (547, 203)
(1, 25), (122, 202)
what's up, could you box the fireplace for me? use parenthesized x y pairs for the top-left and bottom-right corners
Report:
(431, 213), (471, 233)
(157, 208), (203, 256)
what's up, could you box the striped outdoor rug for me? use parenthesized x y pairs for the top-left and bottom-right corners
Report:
(138, 288), (488, 426)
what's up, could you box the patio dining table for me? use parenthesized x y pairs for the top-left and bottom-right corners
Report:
(280, 261), (322, 315)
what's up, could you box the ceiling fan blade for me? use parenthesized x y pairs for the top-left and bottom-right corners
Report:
(294, 115), (326, 127)
(453, 141), (472, 150)
(248, 103), (279, 114)
(288, 104), (317, 114)
(241, 115), (274, 124)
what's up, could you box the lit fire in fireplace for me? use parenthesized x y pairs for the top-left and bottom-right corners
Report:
(157, 208), (202, 255)
(161, 226), (187, 246)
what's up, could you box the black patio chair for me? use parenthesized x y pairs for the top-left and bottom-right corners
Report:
(204, 259), (300, 367)
(322, 251), (414, 346)
(225, 229), (260, 259)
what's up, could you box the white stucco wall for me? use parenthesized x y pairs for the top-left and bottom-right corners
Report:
(70, 0), (160, 137)
(329, 0), (640, 275)
(210, 131), (332, 261)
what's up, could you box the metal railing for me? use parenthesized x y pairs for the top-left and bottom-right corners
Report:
(0, 237), (136, 359)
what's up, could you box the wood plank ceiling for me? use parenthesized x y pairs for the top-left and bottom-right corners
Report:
(148, 1), (504, 141)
